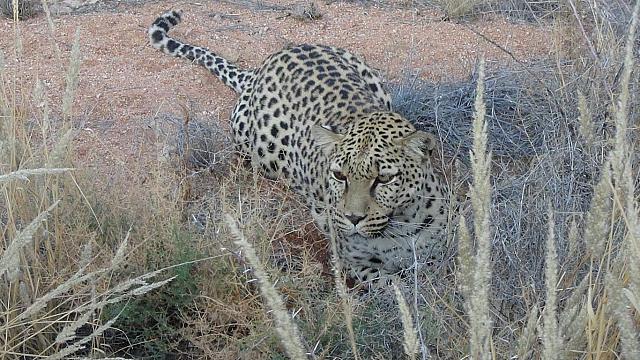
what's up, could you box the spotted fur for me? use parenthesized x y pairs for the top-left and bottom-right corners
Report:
(149, 10), (452, 281)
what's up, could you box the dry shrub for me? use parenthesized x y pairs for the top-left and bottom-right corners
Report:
(221, 0), (322, 21)
(153, 112), (233, 172)
(0, 0), (38, 19)
(437, 0), (482, 19)
(289, 1), (322, 21)
(390, 0), (640, 356)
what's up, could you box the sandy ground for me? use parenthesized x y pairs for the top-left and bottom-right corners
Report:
(0, 0), (553, 194)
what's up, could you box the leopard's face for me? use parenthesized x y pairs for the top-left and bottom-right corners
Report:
(314, 113), (437, 238)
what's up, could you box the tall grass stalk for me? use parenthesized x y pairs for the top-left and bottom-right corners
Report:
(327, 222), (359, 360)
(542, 205), (561, 359)
(40, 0), (63, 67)
(393, 282), (419, 360)
(577, 90), (594, 145)
(515, 305), (538, 358)
(609, 0), (640, 356)
(0, 200), (59, 279)
(611, 0), (639, 187)
(0, 167), (74, 183)
(465, 58), (494, 360)
(224, 214), (308, 360)
(62, 27), (81, 119)
(457, 215), (473, 297)
(583, 161), (612, 261)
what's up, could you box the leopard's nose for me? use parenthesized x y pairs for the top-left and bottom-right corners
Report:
(345, 214), (365, 225)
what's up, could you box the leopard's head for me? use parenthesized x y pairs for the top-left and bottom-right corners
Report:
(313, 112), (439, 238)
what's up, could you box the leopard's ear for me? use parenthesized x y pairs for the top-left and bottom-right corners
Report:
(312, 125), (343, 152)
(398, 130), (436, 158)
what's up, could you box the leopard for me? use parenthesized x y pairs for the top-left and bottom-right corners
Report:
(149, 10), (452, 281)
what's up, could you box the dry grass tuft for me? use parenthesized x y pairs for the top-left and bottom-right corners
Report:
(153, 111), (233, 172)
(0, 0), (38, 19)
(437, 0), (481, 19)
(289, 1), (322, 21)
(0, 8), (184, 359)
(224, 0), (322, 21)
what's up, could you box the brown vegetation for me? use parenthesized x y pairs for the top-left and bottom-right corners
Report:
(1, 0), (639, 359)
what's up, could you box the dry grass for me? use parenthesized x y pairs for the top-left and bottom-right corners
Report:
(436, 0), (482, 19)
(224, 214), (308, 359)
(459, 58), (494, 359)
(0, 8), (206, 359)
(391, 0), (640, 357)
(220, 0), (322, 21)
(393, 282), (419, 360)
(2, 0), (640, 359)
(0, 0), (38, 19)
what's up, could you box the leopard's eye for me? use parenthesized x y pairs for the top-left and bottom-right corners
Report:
(376, 174), (397, 185)
(332, 171), (347, 182)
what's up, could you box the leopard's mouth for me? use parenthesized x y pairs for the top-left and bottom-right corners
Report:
(337, 218), (390, 238)
(360, 228), (385, 238)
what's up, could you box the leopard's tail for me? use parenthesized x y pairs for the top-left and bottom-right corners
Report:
(148, 10), (254, 94)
